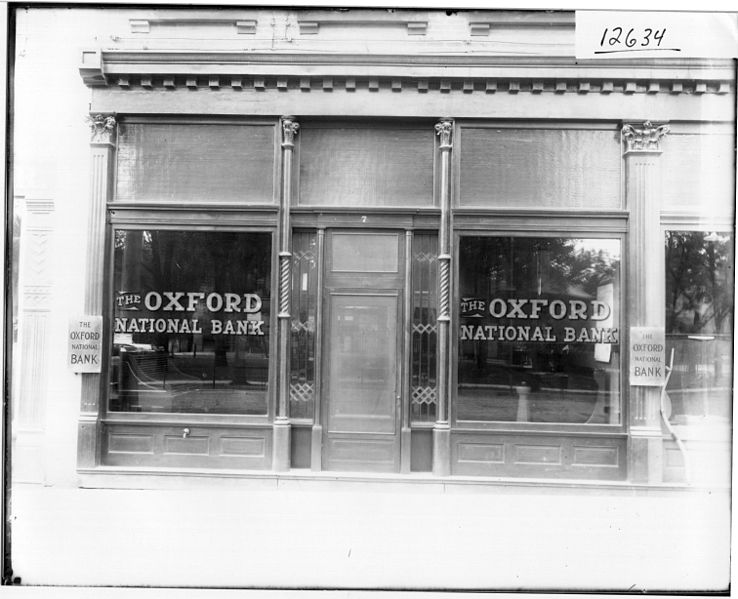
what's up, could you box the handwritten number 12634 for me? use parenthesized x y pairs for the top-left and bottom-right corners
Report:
(600, 27), (666, 50)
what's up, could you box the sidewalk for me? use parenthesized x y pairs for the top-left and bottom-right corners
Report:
(8, 478), (731, 591)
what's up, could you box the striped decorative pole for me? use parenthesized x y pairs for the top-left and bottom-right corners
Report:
(273, 116), (299, 471)
(433, 118), (453, 476)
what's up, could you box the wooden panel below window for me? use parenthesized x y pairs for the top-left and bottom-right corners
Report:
(457, 441), (505, 464)
(102, 423), (272, 469)
(451, 432), (626, 480)
(107, 432), (154, 454)
(323, 436), (397, 472)
(410, 428), (433, 472)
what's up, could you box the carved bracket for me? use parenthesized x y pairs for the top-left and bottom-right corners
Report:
(87, 113), (117, 144)
(622, 120), (669, 154)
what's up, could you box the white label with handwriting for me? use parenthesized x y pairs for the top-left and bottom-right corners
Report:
(576, 11), (738, 59)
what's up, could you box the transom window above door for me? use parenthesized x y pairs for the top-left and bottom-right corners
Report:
(297, 123), (436, 207)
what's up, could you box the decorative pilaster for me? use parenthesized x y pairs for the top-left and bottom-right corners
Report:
(310, 228), (326, 471)
(77, 113), (116, 469)
(273, 116), (299, 471)
(433, 118), (453, 476)
(401, 230), (413, 473)
(622, 121), (669, 483)
(13, 197), (55, 482)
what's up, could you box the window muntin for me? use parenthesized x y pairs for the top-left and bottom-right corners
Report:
(457, 236), (621, 424)
(665, 231), (734, 424)
(110, 230), (272, 415)
(116, 123), (276, 203)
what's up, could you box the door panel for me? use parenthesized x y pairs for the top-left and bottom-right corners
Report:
(322, 230), (405, 472)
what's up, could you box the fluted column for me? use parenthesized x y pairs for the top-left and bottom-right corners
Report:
(623, 121), (669, 483)
(272, 116), (299, 471)
(77, 113), (116, 468)
(432, 118), (453, 476)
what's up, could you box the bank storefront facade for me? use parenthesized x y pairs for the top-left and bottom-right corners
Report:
(16, 8), (734, 491)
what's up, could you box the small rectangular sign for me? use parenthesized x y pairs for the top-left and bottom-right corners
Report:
(630, 327), (665, 386)
(68, 316), (103, 373)
(576, 11), (738, 59)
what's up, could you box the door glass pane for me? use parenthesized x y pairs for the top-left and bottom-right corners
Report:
(327, 294), (397, 433)
(457, 237), (621, 424)
(110, 230), (271, 414)
(290, 231), (318, 419)
(665, 231), (734, 424)
(411, 233), (438, 423)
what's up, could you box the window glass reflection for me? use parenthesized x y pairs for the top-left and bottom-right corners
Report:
(110, 230), (271, 415)
(665, 231), (734, 424)
(457, 237), (621, 424)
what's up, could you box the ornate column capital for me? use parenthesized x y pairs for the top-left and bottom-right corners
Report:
(87, 113), (116, 145)
(281, 116), (300, 148)
(435, 118), (454, 150)
(622, 121), (669, 154)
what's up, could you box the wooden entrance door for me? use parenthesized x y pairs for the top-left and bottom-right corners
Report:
(322, 231), (404, 472)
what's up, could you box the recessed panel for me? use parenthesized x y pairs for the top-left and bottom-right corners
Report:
(108, 433), (154, 454)
(164, 435), (210, 455)
(572, 445), (619, 467)
(220, 436), (266, 457)
(331, 233), (400, 273)
(514, 444), (562, 465)
(326, 438), (396, 464)
(457, 442), (505, 464)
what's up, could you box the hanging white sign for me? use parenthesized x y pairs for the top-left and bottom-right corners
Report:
(629, 327), (666, 386)
(68, 316), (103, 373)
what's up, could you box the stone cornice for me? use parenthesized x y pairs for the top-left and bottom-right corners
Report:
(80, 49), (734, 96)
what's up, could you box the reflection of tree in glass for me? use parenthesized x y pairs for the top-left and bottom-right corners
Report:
(459, 237), (618, 298)
(665, 231), (733, 335)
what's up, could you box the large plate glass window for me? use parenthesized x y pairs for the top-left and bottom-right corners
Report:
(457, 236), (621, 424)
(110, 230), (272, 415)
(665, 231), (734, 424)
